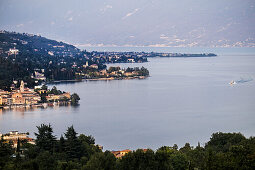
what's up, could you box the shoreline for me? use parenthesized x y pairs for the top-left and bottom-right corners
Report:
(85, 76), (148, 81)
(47, 76), (148, 83)
(0, 101), (71, 110)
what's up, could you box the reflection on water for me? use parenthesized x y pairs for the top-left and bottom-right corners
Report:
(1, 106), (40, 114)
(0, 103), (75, 119)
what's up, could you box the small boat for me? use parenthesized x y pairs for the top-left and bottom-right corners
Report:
(229, 80), (236, 85)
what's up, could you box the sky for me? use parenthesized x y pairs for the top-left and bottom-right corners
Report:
(0, 0), (255, 47)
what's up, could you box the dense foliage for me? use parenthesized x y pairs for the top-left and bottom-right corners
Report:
(0, 56), (36, 90)
(0, 125), (254, 170)
(125, 67), (149, 76)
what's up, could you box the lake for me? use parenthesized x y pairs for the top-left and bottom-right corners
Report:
(1, 47), (255, 150)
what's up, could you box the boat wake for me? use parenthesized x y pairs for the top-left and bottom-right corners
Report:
(229, 77), (253, 85)
(236, 78), (253, 83)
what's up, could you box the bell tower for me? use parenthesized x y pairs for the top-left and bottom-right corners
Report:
(20, 80), (24, 92)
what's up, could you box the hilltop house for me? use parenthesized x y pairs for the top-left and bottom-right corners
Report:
(111, 149), (132, 158)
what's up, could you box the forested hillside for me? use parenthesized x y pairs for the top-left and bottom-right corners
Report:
(0, 31), (105, 90)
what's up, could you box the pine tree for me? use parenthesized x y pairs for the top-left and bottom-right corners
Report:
(59, 135), (65, 153)
(65, 125), (82, 160)
(34, 124), (56, 153)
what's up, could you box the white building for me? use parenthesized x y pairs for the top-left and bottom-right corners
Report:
(8, 47), (19, 55)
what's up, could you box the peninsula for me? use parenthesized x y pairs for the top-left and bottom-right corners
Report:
(0, 31), (150, 90)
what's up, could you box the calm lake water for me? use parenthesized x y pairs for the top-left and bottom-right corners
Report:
(1, 47), (255, 150)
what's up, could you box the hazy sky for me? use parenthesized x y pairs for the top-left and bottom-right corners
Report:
(0, 0), (255, 47)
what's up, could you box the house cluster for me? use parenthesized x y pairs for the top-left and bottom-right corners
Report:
(0, 131), (35, 148)
(0, 80), (71, 108)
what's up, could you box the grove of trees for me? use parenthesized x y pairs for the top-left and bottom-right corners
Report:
(0, 125), (254, 170)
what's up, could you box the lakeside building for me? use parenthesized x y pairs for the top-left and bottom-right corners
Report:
(46, 92), (71, 101)
(0, 80), (71, 108)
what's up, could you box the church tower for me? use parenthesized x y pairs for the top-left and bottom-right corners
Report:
(20, 80), (24, 92)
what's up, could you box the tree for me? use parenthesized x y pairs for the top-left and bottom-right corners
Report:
(41, 84), (48, 90)
(39, 91), (47, 103)
(118, 149), (157, 170)
(71, 93), (80, 105)
(138, 66), (149, 76)
(79, 134), (95, 145)
(173, 144), (178, 151)
(65, 125), (82, 160)
(170, 152), (189, 170)
(179, 143), (192, 153)
(58, 135), (65, 153)
(188, 145), (206, 169)
(205, 132), (246, 152)
(36, 151), (56, 170)
(0, 136), (14, 169)
(85, 151), (116, 170)
(78, 134), (97, 160)
(16, 138), (21, 153)
(34, 124), (56, 152)
(155, 146), (174, 170)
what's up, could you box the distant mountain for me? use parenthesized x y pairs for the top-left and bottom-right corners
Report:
(0, 0), (254, 47)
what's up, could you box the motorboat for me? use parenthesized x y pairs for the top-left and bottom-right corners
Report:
(229, 80), (236, 85)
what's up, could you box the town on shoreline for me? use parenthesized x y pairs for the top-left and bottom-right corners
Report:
(0, 80), (80, 110)
(0, 65), (149, 110)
